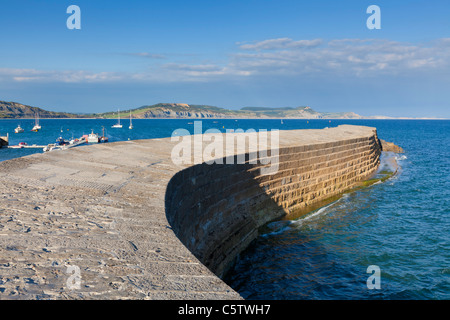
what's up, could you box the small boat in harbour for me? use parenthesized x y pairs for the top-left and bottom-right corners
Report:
(88, 130), (99, 143)
(111, 109), (123, 128)
(9, 142), (45, 149)
(129, 111), (133, 130)
(99, 126), (108, 143)
(14, 125), (24, 133)
(43, 136), (87, 152)
(9, 142), (27, 149)
(43, 137), (68, 152)
(87, 127), (109, 143)
(31, 112), (41, 132)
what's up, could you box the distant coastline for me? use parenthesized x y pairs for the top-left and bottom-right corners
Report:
(0, 100), (447, 120)
(1, 117), (447, 120)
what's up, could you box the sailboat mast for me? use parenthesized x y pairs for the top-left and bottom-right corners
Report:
(129, 110), (133, 129)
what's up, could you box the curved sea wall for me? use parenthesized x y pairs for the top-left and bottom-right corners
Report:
(0, 124), (382, 299)
(166, 125), (382, 278)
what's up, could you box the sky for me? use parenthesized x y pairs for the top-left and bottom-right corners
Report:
(1, 0), (450, 118)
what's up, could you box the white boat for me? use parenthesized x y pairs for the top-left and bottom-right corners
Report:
(69, 137), (87, 148)
(10, 142), (27, 149)
(43, 136), (86, 152)
(129, 111), (133, 129)
(43, 144), (55, 152)
(43, 137), (67, 152)
(14, 125), (24, 133)
(111, 110), (123, 128)
(31, 113), (41, 131)
(88, 130), (99, 143)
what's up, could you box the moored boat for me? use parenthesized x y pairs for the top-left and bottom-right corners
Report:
(111, 109), (123, 128)
(129, 111), (133, 129)
(88, 130), (100, 143)
(14, 125), (24, 133)
(43, 136), (87, 152)
(31, 113), (41, 132)
(9, 142), (27, 149)
(99, 126), (108, 143)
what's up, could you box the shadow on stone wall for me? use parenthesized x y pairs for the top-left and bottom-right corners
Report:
(165, 153), (285, 278)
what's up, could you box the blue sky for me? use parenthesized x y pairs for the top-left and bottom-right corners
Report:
(1, 0), (450, 117)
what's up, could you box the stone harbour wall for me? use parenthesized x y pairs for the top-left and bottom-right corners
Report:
(166, 126), (382, 278)
(0, 124), (383, 299)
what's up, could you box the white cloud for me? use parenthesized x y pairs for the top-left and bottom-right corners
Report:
(2, 38), (450, 84)
(238, 38), (322, 51)
(0, 68), (124, 83)
(162, 63), (223, 72)
(229, 38), (450, 77)
(127, 52), (166, 59)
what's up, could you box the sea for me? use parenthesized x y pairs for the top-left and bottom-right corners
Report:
(0, 118), (449, 300)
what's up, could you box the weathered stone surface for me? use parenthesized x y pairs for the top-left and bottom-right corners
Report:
(166, 126), (382, 278)
(0, 125), (381, 299)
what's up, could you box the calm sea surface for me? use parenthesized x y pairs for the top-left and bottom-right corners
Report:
(1, 118), (449, 299)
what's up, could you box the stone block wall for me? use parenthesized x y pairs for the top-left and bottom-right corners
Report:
(165, 128), (382, 278)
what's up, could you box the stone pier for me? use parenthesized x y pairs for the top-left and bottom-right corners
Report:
(0, 125), (382, 299)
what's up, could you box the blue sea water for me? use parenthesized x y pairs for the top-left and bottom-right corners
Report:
(1, 118), (449, 299)
(224, 120), (450, 300)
